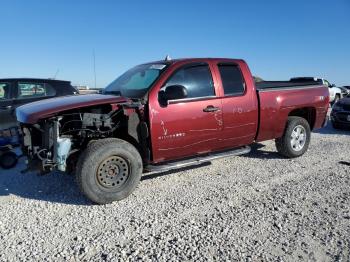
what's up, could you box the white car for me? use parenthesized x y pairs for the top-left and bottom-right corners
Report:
(323, 79), (342, 104)
(290, 77), (342, 104)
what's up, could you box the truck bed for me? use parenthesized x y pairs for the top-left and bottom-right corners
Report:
(255, 82), (329, 142)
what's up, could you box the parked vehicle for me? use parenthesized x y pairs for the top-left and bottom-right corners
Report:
(339, 86), (350, 97)
(16, 58), (329, 204)
(331, 97), (350, 129)
(0, 145), (18, 169)
(290, 77), (342, 104)
(0, 78), (78, 130)
(0, 127), (20, 169)
(326, 82), (342, 104)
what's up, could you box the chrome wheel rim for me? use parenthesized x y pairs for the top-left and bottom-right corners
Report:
(290, 125), (306, 151)
(97, 156), (129, 189)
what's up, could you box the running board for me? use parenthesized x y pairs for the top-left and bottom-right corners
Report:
(144, 146), (251, 175)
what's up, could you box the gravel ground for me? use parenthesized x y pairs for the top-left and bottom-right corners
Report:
(0, 121), (349, 261)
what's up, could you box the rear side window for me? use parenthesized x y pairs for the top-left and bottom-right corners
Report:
(0, 83), (11, 100)
(218, 64), (245, 95)
(165, 64), (215, 98)
(17, 82), (56, 99)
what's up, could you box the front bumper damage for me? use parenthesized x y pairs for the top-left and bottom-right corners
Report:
(21, 118), (72, 173)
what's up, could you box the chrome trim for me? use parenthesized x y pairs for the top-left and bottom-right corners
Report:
(257, 85), (323, 92)
(144, 146), (250, 175)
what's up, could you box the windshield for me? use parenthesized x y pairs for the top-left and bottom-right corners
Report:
(103, 63), (167, 98)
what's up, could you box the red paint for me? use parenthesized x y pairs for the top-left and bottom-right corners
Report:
(256, 87), (329, 142)
(16, 94), (127, 124)
(147, 58), (329, 163)
(148, 59), (224, 162)
(16, 58), (329, 164)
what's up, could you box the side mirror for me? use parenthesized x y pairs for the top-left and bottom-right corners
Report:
(159, 85), (188, 104)
(330, 84), (336, 88)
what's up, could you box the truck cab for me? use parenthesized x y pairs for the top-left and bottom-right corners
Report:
(145, 59), (258, 163)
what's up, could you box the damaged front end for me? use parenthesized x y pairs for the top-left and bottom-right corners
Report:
(21, 119), (71, 173)
(19, 100), (149, 175)
(20, 110), (116, 173)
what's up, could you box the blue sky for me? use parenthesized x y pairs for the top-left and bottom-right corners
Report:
(1, 0), (349, 88)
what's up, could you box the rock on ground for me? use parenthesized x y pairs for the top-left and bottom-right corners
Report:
(0, 122), (349, 261)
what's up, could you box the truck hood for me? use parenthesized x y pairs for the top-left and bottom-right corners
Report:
(16, 94), (128, 124)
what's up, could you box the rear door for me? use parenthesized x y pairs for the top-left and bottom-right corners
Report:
(149, 62), (224, 162)
(214, 62), (258, 148)
(0, 81), (15, 129)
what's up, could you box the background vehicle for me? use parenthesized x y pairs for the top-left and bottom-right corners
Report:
(339, 86), (350, 97)
(16, 58), (329, 204)
(331, 97), (350, 129)
(0, 127), (20, 169)
(0, 78), (78, 130)
(325, 81), (342, 104)
(290, 77), (342, 104)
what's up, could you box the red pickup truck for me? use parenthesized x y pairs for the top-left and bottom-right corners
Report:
(16, 58), (329, 204)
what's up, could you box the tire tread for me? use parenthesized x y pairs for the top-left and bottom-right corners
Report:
(275, 116), (311, 158)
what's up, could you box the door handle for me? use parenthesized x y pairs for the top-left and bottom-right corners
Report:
(203, 105), (220, 112)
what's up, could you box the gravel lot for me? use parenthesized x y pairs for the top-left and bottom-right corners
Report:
(0, 121), (349, 261)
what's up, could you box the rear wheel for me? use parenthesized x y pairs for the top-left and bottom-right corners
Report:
(275, 116), (311, 158)
(76, 138), (143, 204)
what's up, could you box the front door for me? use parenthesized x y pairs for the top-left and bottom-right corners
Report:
(149, 63), (223, 163)
(0, 82), (15, 130)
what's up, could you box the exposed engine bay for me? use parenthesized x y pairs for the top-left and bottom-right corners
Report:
(20, 102), (150, 174)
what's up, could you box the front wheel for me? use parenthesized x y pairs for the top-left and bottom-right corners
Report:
(275, 116), (311, 158)
(76, 138), (143, 204)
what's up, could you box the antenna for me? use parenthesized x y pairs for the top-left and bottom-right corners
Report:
(53, 69), (59, 79)
(93, 49), (97, 89)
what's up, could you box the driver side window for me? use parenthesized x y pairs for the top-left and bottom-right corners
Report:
(164, 64), (215, 99)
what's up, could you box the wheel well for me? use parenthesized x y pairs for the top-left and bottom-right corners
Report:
(288, 107), (316, 129)
(116, 133), (142, 154)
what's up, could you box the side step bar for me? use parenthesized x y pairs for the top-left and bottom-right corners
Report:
(144, 145), (251, 175)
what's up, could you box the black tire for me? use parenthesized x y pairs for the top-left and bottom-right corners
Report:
(76, 138), (143, 204)
(275, 116), (311, 158)
(0, 151), (18, 169)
